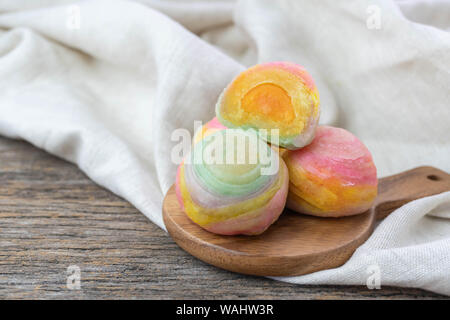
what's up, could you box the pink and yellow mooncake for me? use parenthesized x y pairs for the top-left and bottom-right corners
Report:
(283, 126), (378, 217)
(176, 129), (289, 235)
(216, 62), (320, 150)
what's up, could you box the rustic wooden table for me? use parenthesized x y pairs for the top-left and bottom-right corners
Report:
(0, 136), (445, 299)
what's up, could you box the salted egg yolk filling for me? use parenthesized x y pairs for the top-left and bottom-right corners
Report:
(241, 83), (295, 124)
(220, 79), (313, 138)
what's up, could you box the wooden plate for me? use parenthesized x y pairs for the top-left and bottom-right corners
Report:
(163, 166), (450, 276)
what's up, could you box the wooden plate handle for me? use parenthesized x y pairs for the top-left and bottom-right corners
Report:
(375, 166), (450, 220)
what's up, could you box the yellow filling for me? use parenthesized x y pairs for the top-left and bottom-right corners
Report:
(241, 83), (295, 124)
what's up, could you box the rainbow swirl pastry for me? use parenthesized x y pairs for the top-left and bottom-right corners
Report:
(176, 129), (289, 235)
(193, 117), (227, 145)
(283, 126), (378, 217)
(216, 62), (320, 150)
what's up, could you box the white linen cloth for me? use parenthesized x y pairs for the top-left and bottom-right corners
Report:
(0, 0), (449, 295)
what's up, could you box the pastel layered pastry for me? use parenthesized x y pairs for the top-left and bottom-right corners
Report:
(283, 126), (378, 217)
(193, 117), (227, 145)
(216, 62), (320, 150)
(176, 129), (289, 235)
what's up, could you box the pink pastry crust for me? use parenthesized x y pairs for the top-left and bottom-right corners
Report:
(262, 61), (316, 91)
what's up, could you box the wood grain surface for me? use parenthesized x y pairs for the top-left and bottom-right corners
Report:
(163, 166), (450, 277)
(0, 136), (446, 299)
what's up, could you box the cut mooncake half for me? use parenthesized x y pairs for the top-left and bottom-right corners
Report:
(216, 62), (320, 150)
